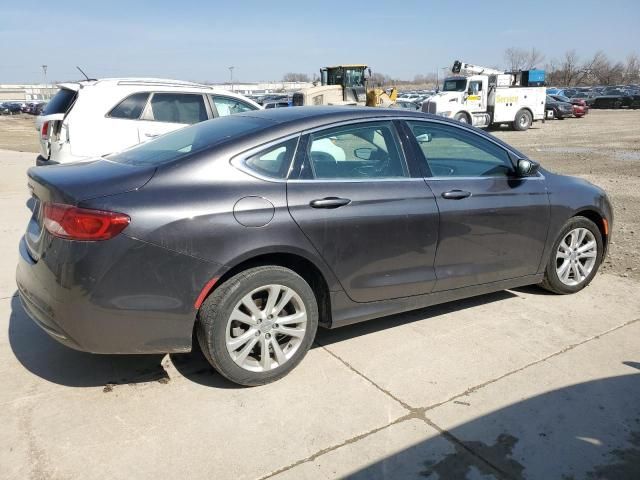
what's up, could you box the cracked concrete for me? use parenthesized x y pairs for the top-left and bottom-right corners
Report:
(1, 134), (640, 480)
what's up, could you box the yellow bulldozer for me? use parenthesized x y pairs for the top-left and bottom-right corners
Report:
(291, 65), (397, 107)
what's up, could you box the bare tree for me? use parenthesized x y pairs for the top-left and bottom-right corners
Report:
(624, 53), (640, 84)
(560, 50), (580, 86)
(504, 47), (545, 71)
(282, 72), (310, 82)
(504, 48), (528, 71)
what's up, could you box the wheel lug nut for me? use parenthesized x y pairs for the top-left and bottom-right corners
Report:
(274, 323), (279, 328)
(268, 315), (273, 319)
(265, 333), (271, 339)
(255, 331), (260, 337)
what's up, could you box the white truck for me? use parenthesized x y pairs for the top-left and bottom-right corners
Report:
(423, 61), (546, 131)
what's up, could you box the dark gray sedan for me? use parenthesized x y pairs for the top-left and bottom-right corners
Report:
(17, 107), (613, 386)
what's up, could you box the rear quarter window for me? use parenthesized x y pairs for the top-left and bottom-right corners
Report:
(108, 92), (149, 119)
(42, 88), (77, 115)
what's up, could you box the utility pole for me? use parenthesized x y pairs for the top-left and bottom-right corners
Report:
(229, 66), (234, 92)
(41, 65), (48, 100)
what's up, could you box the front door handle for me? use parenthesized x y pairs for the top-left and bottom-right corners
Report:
(441, 190), (471, 200)
(309, 197), (351, 209)
(144, 133), (160, 138)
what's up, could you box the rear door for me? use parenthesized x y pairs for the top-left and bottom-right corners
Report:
(137, 92), (209, 141)
(287, 120), (439, 303)
(405, 120), (549, 291)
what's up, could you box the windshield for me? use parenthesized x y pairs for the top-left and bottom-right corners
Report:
(107, 115), (267, 166)
(443, 79), (467, 92)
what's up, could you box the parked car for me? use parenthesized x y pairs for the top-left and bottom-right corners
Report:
(392, 98), (422, 110)
(31, 102), (46, 115)
(591, 88), (640, 109)
(17, 107), (613, 386)
(264, 101), (290, 109)
(545, 95), (574, 119)
(36, 78), (261, 165)
(550, 95), (589, 118)
(1, 102), (22, 115)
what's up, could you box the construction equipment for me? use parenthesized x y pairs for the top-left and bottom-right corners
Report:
(423, 60), (546, 131)
(292, 65), (397, 107)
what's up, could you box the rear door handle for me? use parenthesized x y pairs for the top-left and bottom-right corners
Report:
(309, 197), (351, 209)
(441, 190), (471, 200)
(144, 133), (159, 138)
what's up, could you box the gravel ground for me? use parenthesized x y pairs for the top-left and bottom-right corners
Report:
(0, 110), (638, 280)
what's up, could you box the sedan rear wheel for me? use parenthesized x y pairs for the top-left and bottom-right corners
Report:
(540, 217), (603, 294)
(197, 266), (318, 386)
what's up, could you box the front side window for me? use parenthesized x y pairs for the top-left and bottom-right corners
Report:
(148, 93), (208, 124)
(211, 96), (257, 116)
(307, 122), (408, 180)
(108, 92), (149, 119)
(243, 137), (298, 179)
(408, 121), (514, 177)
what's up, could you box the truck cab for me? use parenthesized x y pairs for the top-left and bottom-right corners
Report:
(423, 61), (546, 131)
(424, 75), (488, 125)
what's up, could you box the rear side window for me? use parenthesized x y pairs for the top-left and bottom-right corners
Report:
(42, 88), (77, 115)
(211, 96), (257, 116)
(107, 115), (268, 166)
(149, 93), (208, 124)
(243, 137), (298, 179)
(108, 92), (149, 119)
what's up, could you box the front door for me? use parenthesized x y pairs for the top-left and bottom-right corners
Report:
(405, 120), (550, 291)
(287, 120), (439, 303)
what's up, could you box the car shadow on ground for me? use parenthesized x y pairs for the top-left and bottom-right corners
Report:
(7, 286), (541, 389)
(341, 369), (640, 480)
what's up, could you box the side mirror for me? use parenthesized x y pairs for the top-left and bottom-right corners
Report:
(416, 133), (432, 143)
(354, 147), (374, 160)
(516, 158), (540, 177)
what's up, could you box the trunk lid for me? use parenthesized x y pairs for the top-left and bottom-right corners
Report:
(25, 160), (155, 261)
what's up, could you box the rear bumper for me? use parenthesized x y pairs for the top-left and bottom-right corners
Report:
(16, 235), (223, 354)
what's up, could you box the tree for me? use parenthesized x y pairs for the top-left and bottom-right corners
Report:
(624, 53), (640, 84)
(504, 47), (545, 71)
(560, 50), (580, 86)
(282, 72), (310, 82)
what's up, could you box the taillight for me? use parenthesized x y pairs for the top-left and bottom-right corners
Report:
(41, 121), (49, 139)
(43, 203), (130, 241)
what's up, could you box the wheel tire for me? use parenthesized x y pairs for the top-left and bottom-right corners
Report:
(513, 109), (532, 131)
(196, 266), (318, 386)
(453, 112), (470, 124)
(540, 216), (603, 295)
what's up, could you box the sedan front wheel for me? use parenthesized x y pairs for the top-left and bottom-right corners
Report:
(540, 217), (603, 294)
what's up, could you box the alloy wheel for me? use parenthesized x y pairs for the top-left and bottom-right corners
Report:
(225, 284), (307, 372)
(555, 228), (598, 286)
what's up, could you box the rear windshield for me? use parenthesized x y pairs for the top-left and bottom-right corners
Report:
(107, 115), (268, 166)
(42, 88), (77, 115)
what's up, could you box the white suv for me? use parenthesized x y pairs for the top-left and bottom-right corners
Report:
(36, 78), (261, 165)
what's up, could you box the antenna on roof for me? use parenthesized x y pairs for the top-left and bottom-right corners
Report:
(76, 66), (94, 81)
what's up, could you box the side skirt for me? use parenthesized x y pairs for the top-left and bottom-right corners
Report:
(328, 274), (544, 329)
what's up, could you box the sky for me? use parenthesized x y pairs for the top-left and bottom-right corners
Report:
(1, 0), (639, 84)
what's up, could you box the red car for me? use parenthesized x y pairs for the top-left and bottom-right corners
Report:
(551, 95), (589, 118)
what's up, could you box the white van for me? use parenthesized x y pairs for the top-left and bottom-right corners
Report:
(36, 78), (261, 165)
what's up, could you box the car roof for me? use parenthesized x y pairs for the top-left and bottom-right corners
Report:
(224, 106), (527, 158)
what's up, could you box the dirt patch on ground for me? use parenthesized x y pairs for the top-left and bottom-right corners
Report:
(0, 110), (638, 279)
(0, 115), (39, 153)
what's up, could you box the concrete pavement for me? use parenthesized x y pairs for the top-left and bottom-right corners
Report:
(1, 149), (639, 480)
